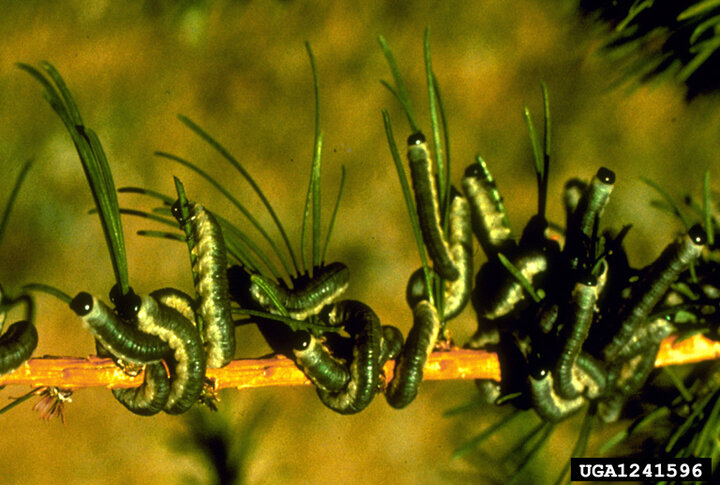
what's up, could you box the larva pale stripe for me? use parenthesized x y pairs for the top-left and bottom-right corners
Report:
(385, 299), (440, 409)
(94, 340), (171, 416)
(250, 262), (350, 320)
(70, 292), (170, 364)
(603, 224), (706, 360)
(292, 330), (350, 392)
(151, 287), (196, 326)
(555, 276), (598, 400)
(407, 132), (460, 282)
(188, 203), (235, 368)
(379, 325), (404, 366)
(562, 178), (586, 225)
(461, 158), (514, 256)
(442, 191), (473, 320)
(111, 362), (171, 416)
(577, 167), (615, 236)
(597, 392), (624, 424)
(614, 317), (674, 361)
(574, 352), (606, 400)
(137, 294), (205, 415)
(0, 320), (38, 375)
(529, 371), (586, 423)
(404, 192), (473, 321)
(599, 343), (660, 423)
(316, 300), (382, 414)
(599, 318), (672, 415)
(478, 251), (547, 320)
(405, 267), (428, 310)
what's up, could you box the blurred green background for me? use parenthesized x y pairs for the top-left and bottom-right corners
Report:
(1, 1), (718, 484)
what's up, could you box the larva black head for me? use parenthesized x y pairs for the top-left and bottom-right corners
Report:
(688, 224), (707, 246)
(596, 167), (615, 185)
(171, 199), (186, 224)
(464, 163), (482, 179)
(70, 292), (94, 316)
(529, 363), (548, 380)
(109, 284), (141, 321)
(293, 330), (312, 351)
(527, 345), (551, 380)
(578, 272), (598, 287)
(520, 214), (549, 250)
(405, 267), (430, 309)
(449, 185), (462, 200)
(407, 132), (426, 146)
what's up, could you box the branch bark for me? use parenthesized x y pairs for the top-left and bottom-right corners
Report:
(0, 334), (717, 390)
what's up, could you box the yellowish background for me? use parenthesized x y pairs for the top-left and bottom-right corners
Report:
(1, 1), (718, 484)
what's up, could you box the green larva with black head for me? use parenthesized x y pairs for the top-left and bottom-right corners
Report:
(292, 330), (350, 392)
(564, 167), (615, 271)
(70, 292), (170, 364)
(405, 190), (472, 321)
(461, 158), (514, 256)
(406, 132), (459, 282)
(173, 201), (235, 369)
(603, 224), (706, 360)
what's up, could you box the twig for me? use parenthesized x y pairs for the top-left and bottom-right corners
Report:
(0, 334), (717, 390)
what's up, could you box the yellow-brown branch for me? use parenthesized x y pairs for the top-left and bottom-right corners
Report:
(0, 334), (717, 390)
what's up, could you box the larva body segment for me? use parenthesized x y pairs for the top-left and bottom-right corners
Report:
(0, 320), (38, 375)
(575, 167), (615, 237)
(529, 371), (586, 423)
(599, 343), (660, 423)
(407, 132), (460, 282)
(187, 203), (235, 368)
(292, 330), (350, 392)
(316, 300), (382, 414)
(111, 362), (171, 416)
(603, 225), (706, 360)
(443, 191), (473, 320)
(555, 276), (598, 399)
(151, 287), (196, 326)
(574, 352), (607, 400)
(250, 262), (350, 320)
(379, 325), (404, 366)
(70, 292), (170, 364)
(405, 192), (473, 321)
(461, 159), (514, 256)
(385, 299), (441, 409)
(564, 167), (616, 271)
(136, 295), (205, 414)
(475, 251), (548, 320)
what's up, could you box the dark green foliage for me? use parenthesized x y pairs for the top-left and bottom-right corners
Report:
(581, 0), (720, 98)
